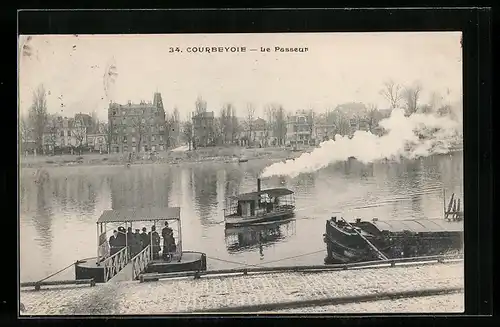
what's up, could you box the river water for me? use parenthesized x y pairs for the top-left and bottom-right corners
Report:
(19, 151), (463, 282)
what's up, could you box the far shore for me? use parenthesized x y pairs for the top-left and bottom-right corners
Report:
(19, 146), (307, 170)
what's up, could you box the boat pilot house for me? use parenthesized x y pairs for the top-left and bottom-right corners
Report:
(224, 179), (296, 227)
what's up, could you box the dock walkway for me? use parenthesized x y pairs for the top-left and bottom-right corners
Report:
(20, 261), (464, 315)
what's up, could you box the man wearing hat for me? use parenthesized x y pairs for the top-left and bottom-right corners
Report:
(117, 226), (126, 251)
(131, 228), (142, 257)
(140, 227), (149, 250)
(109, 230), (119, 256)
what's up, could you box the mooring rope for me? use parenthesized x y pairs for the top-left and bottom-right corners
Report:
(206, 248), (327, 269)
(37, 261), (78, 283)
(259, 249), (326, 265)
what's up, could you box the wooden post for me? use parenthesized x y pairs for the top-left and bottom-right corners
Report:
(443, 189), (446, 219)
(96, 222), (100, 265)
(150, 220), (154, 260)
(178, 217), (183, 262)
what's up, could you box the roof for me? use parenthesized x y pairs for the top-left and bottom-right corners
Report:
(97, 207), (181, 223)
(230, 188), (294, 201)
(370, 219), (463, 233)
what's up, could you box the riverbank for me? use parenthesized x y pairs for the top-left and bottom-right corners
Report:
(20, 261), (463, 315)
(19, 146), (306, 169)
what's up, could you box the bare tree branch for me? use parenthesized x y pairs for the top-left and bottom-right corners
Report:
(403, 82), (423, 115)
(195, 96), (207, 116)
(379, 79), (403, 109)
(28, 84), (48, 151)
(45, 116), (59, 154)
(72, 116), (87, 151)
(131, 114), (148, 152)
(181, 120), (193, 150)
(245, 103), (256, 144)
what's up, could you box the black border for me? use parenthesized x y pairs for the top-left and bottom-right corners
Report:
(6, 7), (494, 326)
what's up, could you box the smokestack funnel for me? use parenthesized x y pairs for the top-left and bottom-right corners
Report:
(257, 178), (261, 192)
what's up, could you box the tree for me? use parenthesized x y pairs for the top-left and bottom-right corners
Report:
(165, 109), (180, 148)
(366, 103), (380, 133)
(437, 104), (452, 117)
(418, 104), (433, 114)
(181, 120), (193, 150)
(231, 109), (239, 144)
(72, 115), (87, 153)
(195, 96), (207, 116)
(90, 111), (100, 134)
(403, 82), (422, 116)
(429, 91), (443, 111)
(19, 115), (31, 145)
(219, 103), (238, 145)
(379, 79), (403, 109)
(245, 103), (256, 144)
(332, 111), (350, 136)
(213, 116), (224, 146)
(28, 84), (48, 152)
(132, 115), (148, 152)
(45, 116), (59, 154)
(100, 122), (113, 154)
(270, 105), (287, 146)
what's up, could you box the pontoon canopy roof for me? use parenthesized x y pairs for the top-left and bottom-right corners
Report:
(369, 219), (463, 233)
(97, 207), (181, 223)
(230, 188), (294, 201)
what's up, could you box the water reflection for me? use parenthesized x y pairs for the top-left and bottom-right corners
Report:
(33, 183), (53, 251)
(19, 152), (464, 281)
(224, 219), (297, 259)
(192, 166), (218, 225)
(110, 167), (173, 210)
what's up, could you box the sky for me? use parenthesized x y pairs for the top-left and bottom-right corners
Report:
(18, 32), (462, 122)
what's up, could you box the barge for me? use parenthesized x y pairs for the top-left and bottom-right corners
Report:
(324, 193), (464, 264)
(224, 178), (295, 227)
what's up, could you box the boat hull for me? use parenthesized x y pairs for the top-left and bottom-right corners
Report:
(225, 210), (295, 227)
(324, 219), (464, 264)
(75, 251), (207, 283)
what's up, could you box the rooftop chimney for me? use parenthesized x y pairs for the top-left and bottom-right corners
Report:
(257, 178), (261, 192)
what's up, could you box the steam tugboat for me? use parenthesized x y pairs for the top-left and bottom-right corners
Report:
(224, 179), (295, 227)
(323, 192), (464, 264)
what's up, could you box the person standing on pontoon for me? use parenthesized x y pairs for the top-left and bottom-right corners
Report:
(132, 228), (141, 256)
(162, 221), (176, 260)
(149, 226), (161, 260)
(140, 227), (149, 250)
(109, 230), (119, 256)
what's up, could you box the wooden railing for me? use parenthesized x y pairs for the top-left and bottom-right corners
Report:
(131, 245), (151, 280)
(103, 246), (129, 282)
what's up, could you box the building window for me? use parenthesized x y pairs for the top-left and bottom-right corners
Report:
(124, 145), (128, 152)
(123, 136), (127, 143)
(131, 127), (135, 133)
(152, 135), (156, 141)
(67, 130), (71, 137)
(132, 136), (136, 142)
(132, 146), (136, 152)
(151, 126), (155, 133)
(141, 119), (145, 124)
(159, 135), (163, 141)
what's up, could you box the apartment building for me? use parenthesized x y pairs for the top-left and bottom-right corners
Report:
(108, 92), (166, 153)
